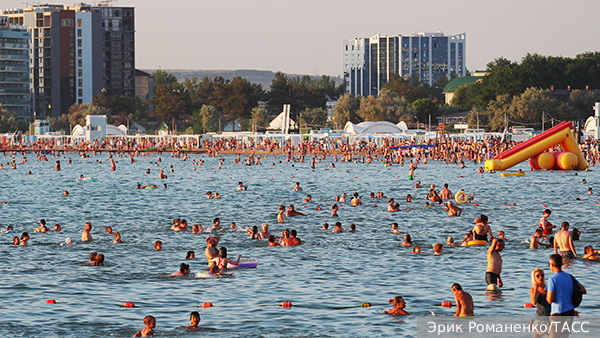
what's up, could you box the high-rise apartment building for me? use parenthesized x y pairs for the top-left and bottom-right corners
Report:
(2, 3), (134, 118)
(344, 32), (466, 97)
(0, 16), (30, 118)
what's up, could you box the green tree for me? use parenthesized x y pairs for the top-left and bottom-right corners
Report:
(67, 103), (111, 126)
(192, 105), (226, 134)
(268, 72), (291, 114)
(0, 105), (27, 133)
(300, 107), (328, 129)
(150, 82), (189, 122)
(251, 107), (270, 129)
(411, 98), (439, 124)
(152, 70), (178, 87)
(567, 89), (599, 121)
(382, 74), (425, 103)
(332, 93), (360, 126)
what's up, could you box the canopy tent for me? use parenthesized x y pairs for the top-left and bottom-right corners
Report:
(343, 121), (407, 134)
(268, 111), (298, 130)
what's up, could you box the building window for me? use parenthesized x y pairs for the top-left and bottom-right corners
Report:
(78, 89), (82, 97)
(69, 39), (74, 47)
(77, 29), (82, 37)
(69, 59), (74, 67)
(61, 18), (74, 27)
(78, 69), (82, 77)
(69, 29), (74, 37)
(78, 49), (82, 57)
(77, 19), (82, 27)
(78, 79), (82, 87)
(78, 59), (82, 67)
(77, 39), (82, 47)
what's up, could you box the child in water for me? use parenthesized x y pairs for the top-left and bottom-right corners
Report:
(133, 315), (156, 337)
(185, 311), (201, 330)
(583, 246), (598, 260)
(384, 296), (410, 315)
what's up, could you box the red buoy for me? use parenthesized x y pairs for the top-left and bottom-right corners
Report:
(203, 302), (213, 308)
(282, 301), (292, 308)
(46, 299), (56, 304)
(441, 301), (451, 307)
(524, 303), (534, 308)
(125, 302), (135, 308)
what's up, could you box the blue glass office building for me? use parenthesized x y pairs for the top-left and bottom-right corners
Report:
(344, 32), (465, 97)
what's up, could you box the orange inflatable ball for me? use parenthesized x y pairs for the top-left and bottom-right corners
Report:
(125, 302), (135, 308)
(281, 301), (292, 308)
(46, 299), (56, 304)
(441, 301), (452, 307)
(361, 302), (371, 307)
(202, 302), (213, 308)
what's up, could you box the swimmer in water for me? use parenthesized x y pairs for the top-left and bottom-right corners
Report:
(81, 222), (92, 242)
(400, 234), (412, 246)
(293, 182), (302, 191)
(186, 251), (195, 259)
(171, 263), (191, 277)
(286, 205), (306, 217)
(259, 223), (271, 239)
(246, 225), (260, 239)
(113, 232), (123, 243)
(446, 237), (459, 247)
(583, 246), (598, 260)
(303, 195), (312, 202)
(322, 223), (329, 230)
(185, 311), (201, 331)
(332, 222), (345, 233)
(154, 240), (162, 251)
(209, 247), (242, 269)
(268, 235), (281, 246)
(11, 236), (20, 245)
(277, 205), (285, 223)
(331, 204), (339, 217)
(411, 245), (421, 254)
(211, 218), (223, 231)
(414, 181), (422, 188)
(133, 315), (156, 337)
(105, 226), (113, 234)
(451, 283), (474, 316)
(349, 224), (356, 232)
(392, 223), (401, 234)
(445, 201), (462, 217)
(384, 296), (409, 315)
(433, 243), (443, 255)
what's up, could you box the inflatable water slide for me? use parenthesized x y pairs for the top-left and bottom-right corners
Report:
(484, 121), (587, 171)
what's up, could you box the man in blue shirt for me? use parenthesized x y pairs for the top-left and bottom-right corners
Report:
(546, 254), (587, 316)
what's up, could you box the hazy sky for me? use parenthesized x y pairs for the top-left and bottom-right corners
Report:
(4, 0), (600, 78)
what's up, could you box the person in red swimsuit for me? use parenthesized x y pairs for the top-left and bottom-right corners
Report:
(539, 209), (555, 235)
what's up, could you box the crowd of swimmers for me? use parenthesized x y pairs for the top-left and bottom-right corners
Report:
(2, 140), (600, 336)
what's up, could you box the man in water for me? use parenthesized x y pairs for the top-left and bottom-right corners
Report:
(486, 238), (504, 290)
(547, 254), (586, 318)
(293, 182), (302, 191)
(445, 201), (462, 217)
(440, 183), (453, 200)
(451, 283), (474, 316)
(283, 230), (302, 246)
(81, 222), (93, 242)
(204, 235), (221, 263)
(554, 221), (577, 261)
(286, 205), (306, 217)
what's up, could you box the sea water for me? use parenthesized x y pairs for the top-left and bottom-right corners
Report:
(0, 153), (599, 337)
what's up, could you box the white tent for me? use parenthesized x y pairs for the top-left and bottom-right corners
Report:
(268, 111), (298, 130)
(343, 121), (407, 134)
(72, 124), (128, 138)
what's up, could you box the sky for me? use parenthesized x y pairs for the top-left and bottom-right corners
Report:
(4, 0), (600, 78)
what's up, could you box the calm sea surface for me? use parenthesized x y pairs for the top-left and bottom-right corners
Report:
(0, 152), (599, 337)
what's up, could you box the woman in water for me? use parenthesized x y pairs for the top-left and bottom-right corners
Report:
(529, 268), (550, 337)
(401, 234), (413, 246)
(246, 225), (260, 239)
(209, 247), (242, 269)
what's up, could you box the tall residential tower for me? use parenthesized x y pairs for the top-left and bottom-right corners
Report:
(344, 32), (466, 97)
(0, 16), (30, 118)
(2, 3), (134, 118)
